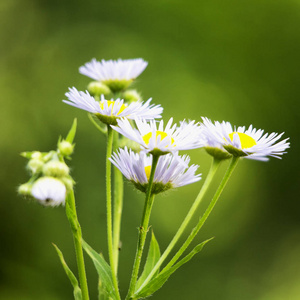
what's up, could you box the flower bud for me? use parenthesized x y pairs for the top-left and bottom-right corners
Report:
(123, 89), (141, 103)
(18, 183), (32, 196)
(88, 81), (111, 96)
(58, 140), (74, 156)
(27, 158), (44, 174)
(43, 161), (69, 177)
(31, 177), (66, 206)
(31, 151), (42, 160)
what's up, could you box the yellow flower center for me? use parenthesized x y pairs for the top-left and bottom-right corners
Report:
(144, 165), (151, 180)
(229, 132), (256, 149)
(142, 131), (175, 145)
(99, 100), (126, 115)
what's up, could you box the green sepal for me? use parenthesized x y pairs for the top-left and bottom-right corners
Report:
(52, 244), (82, 300)
(136, 231), (161, 291)
(205, 146), (232, 160)
(134, 238), (213, 298)
(223, 145), (248, 157)
(81, 239), (118, 300)
(66, 118), (77, 144)
(102, 78), (133, 93)
(88, 113), (108, 134)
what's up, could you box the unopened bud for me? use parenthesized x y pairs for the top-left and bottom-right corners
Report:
(123, 89), (141, 103)
(58, 140), (74, 156)
(43, 161), (69, 177)
(27, 159), (44, 174)
(18, 183), (32, 196)
(31, 151), (42, 160)
(88, 81), (111, 96)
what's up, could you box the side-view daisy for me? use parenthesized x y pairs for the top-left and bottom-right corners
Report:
(111, 118), (204, 155)
(201, 117), (290, 161)
(79, 58), (148, 92)
(63, 87), (163, 125)
(110, 147), (201, 194)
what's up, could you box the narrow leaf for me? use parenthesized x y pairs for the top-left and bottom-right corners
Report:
(66, 118), (77, 143)
(135, 238), (213, 298)
(81, 239), (117, 300)
(136, 231), (161, 291)
(52, 243), (82, 300)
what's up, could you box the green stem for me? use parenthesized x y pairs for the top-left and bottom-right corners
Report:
(126, 155), (160, 300)
(106, 125), (121, 300)
(113, 131), (124, 275)
(135, 158), (222, 294)
(162, 156), (239, 273)
(66, 190), (90, 300)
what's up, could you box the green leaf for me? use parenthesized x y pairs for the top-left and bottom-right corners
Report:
(81, 239), (118, 300)
(52, 244), (82, 300)
(134, 238), (213, 298)
(136, 231), (161, 291)
(66, 118), (77, 143)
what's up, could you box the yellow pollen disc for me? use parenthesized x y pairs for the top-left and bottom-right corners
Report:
(229, 132), (257, 149)
(142, 131), (175, 145)
(99, 100), (126, 115)
(144, 166), (151, 180)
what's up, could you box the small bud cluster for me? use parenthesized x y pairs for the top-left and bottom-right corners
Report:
(18, 123), (76, 207)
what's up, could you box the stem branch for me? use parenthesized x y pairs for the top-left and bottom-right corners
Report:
(136, 158), (221, 293)
(113, 131), (124, 275)
(126, 155), (159, 299)
(162, 156), (239, 272)
(106, 125), (121, 300)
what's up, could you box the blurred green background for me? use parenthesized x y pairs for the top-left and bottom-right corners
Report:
(1, 0), (299, 299)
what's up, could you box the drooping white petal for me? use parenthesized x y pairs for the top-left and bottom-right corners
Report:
(31, 177), (66, 207)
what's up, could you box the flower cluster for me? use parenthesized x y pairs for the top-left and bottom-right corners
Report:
(18, 123), (76, 206)
(65, 58), (289, 195)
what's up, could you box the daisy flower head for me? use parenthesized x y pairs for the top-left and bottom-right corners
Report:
(79, 58), (148, 92)
(201, 117), (290, 161)
(109, 147), (201, 194)
(112, 118), (204, 156)
(63, 87), (163, 125)
(200, 117), (233, 160)
(31, 177), (66, 207)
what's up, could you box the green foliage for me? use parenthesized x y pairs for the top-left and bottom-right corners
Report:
(52, 244), (82, 300)
(66, 118), (77, 144)
(134, 238), (213, 298)
(81, 239), (118, 300)
(136, 231), (161, 291)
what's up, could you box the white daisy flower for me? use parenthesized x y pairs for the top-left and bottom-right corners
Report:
(111, 118), (204, 155)
(79, 58), (148, 92)
(201, 117), (290, 161)
(31, 177), (66, 206)
(109, 147), (201, 194)
(63, 87), (163, 125)
(200, 117), (232, 160)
